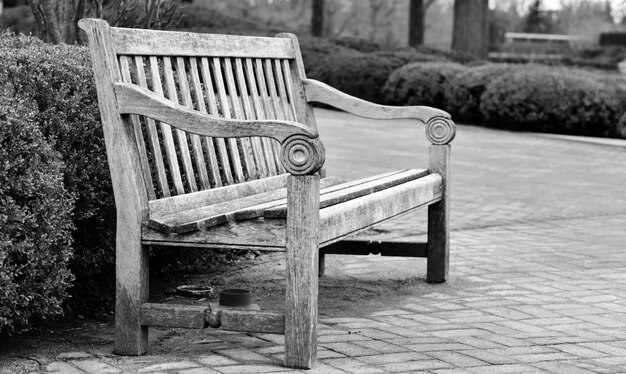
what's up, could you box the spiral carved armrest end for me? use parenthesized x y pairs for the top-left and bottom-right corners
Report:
(425, 116), (456, 145)
(280, 135), (326, 176)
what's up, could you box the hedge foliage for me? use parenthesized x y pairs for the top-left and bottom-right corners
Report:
(0, 33), (117, 316)
(0, 93), (74, 334)
(384, 61), (626, 138)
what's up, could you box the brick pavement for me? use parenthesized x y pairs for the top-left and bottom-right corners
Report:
(22, 109), (626, 373)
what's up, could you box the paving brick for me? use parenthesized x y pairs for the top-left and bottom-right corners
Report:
(196, 355), (239, 366)
(72, 360), (120, 374)
(58, 352), (93, 360)
(379, 359), (452, 372)
(46, 362), (84, 374)
(138, 361), (200, 372)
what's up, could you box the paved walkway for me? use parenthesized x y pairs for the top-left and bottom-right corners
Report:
(9, 109), (626, 373)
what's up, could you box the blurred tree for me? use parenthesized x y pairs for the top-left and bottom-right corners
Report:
(408, 0), (436, 47)
(523, 0), (558, 33)
(312, 0), (324, 36)
(452, 0), (489, 58)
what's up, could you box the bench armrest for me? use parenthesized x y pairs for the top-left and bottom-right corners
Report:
(115, 83), (324, 175)
(303, 79), (455, 145)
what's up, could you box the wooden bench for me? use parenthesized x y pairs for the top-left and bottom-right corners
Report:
(79, 19), (455, 369)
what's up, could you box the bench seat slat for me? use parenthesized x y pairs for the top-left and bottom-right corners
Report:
(142, 171), (441, 250)
(147, 169), (429, 234)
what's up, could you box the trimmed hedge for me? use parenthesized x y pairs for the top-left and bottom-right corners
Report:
(384, 61), (626, 138)
(383, 62), (469, 108)
(0, 33), (116, 314)
(0, 93), (74, 334)
(480, 68), (626, 137)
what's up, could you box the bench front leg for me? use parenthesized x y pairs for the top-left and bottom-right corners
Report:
(426, 117), (454, 283)
(281, 134), (325, 369)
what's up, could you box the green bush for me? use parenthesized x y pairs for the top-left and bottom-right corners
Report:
(444, 63), (514, 123)
(306, 50), (446, 104)
(480, 68), (626, 137)
(382, 62), (468, 108)
(0, 94), (74, 334)
(0, 34), (116, 312)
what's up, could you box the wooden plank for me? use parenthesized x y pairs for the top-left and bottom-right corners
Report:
(188, 57), (222, 188)
(142, 218), (287, 251)
(199, 57), (232, 186)
(149, 176), (344, 234)
(319, 173), (443, 244)
(264, 169), (429, 218)
(118, 55), (156, 201)
(115, 83), (318, 142)
(285, 175), (319, 369)
(112, 27), (296, 58)
(427, 145), (450, 283)
(254, 58), (283, 174)
(162, 57), (198, 192)
(149, 56), (185, 195)
(281, 59), (298, 123)
(141, 303), (209, 329)
(219, 309), (285, 334)
(176, 57), (210, 190)
(245, 58), (278, 177)
(78, 18), (150, 356)
(149, 173), (288, 217)
(223, 58), (257, 179)
(303, 79), (451, 122)
(274, 59), (295, 122)
(212, 57), (245, 184)
(235, 58), (267, 179)
(263, 59), (287, 172)
(134, 56), (170, 197)
(235, 171), (404, 220)
(321, 239), (428, 257)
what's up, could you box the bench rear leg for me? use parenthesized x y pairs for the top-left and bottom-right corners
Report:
(114, 224), (149, 355)
(427, 145), (450, 283)
(285, 175), (319, 369)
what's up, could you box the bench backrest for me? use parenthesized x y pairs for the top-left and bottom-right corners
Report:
(80, 20), (316, 207)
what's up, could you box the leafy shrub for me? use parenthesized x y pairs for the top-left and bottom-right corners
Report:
(307, 50), (446, 104)
(330, 36), (382, 53)
(480, 68), (626, 137)
(444, 63), (515, 123)
(0, 35), (116, 313)
(0, 94), (74, 334)
(383, 62), (468, 108)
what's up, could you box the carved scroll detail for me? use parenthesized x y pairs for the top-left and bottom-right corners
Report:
(425, 117), (456, 145)
(280, 135), (325, 175)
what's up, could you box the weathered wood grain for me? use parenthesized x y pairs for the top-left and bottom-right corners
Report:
(319, 173), (443, 244)
(148, 56), (185, 195)
(149, 176), (344, 234)
(219, 309), (285, 334)
(79, 18), (150, 356)
(303, 79), (451, 122)
(285, 175), (320, 369)
(112, 27), (296, 58)
(134, 55), (170, 197)
(115, 83), (319, 142)
(141, 303), (210, 329)
(427, 145), (450, 283)
(264, 169), (428, 218)
(148, 174), (288, 218)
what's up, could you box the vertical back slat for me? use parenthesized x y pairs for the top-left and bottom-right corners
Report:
(223, 58), (257, 180)
(149, 56), (185, 195)
(274, 59), (296, 122)
(263, 59), (287, 173)
(234, 58), (268, 178)
(134, 56), (170, 198)
(255, 58), (284, 174)
(281, 59), (299, 121)
(199, 57), (233, 185)
(162, 57), (198, 192)
(176, 57), (210, 190)
(212, 57), (245, 183)
(188, 57), (222, 187)
(244, 58), (278, 176)
(118, 55), (156, 200)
